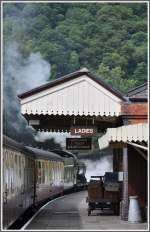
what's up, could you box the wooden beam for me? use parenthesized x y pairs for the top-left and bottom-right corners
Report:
(110, 142), (126, 148)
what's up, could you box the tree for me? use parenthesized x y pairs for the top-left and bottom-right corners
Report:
(97, 63), (137, 93)
(3, 3), (147, 88)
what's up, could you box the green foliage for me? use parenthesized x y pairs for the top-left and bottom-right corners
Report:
(97, 63), (137, 93)
(3, 2), (147, 93)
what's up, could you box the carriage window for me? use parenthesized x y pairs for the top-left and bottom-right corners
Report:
(57, 163), (59, 180)
(45, 162), (47, 183)
(49, 162), (51, 181)
(58, 163), (61, 180)
(53, 162), (55, 181)
(16, 155), (19, 188)
(38, 161), (42, 184)
(47, 162), (49, 182)
(42, 162), (44, 183)
(61, 163), (64, 180)
(45, 162), (49, 183)
(69, 167), (72, 181)
(19, 156), (21, 178)
(15, 155), (17, 165)
(55, 162), (58, 180)
(55, 163), (57, 181)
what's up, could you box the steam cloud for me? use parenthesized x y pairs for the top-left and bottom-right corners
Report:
(35, 132), (70, 146)
(81, 155), (113, 182)
(35, 131), (80, 148)
(3, 42), (51, 143)
(3, 42), (76, 146)
(4, 42), (51, 95)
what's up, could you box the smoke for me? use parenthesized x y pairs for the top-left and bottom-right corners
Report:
(35, 131), (80, 147)
(3, 42), (51, 143)
(35, 132), (69, 145)
(3, 4), (65, 148)
(81, 155), (113, 182)
(3, 41), (77, 146)
(4, 42), (51, 94)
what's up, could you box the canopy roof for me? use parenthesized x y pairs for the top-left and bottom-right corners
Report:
(127, 82), (147, 102)
(98, 123), (148, 150)
(18, 68), (125, 118)
(18, 68), (124, 100)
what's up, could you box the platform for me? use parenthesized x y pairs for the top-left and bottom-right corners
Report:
(24, 191), (148, 230)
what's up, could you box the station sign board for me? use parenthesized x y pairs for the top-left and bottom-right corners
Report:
(66, 138), (92, 150)
(70, 126), (97, 137)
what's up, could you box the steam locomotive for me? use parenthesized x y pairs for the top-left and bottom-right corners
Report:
(3, 135), (87, 229)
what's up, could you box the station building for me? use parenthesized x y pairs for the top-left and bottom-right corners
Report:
(99, 82), (148, 220)
(18, 68), (148, 221)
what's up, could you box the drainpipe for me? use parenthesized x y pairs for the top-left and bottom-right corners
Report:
(121, 145), (129, 220)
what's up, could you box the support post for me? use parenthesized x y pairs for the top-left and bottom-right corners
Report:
(121, 145), (129, 221)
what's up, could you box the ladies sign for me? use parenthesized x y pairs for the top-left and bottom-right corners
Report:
(70, 126), (97, 136)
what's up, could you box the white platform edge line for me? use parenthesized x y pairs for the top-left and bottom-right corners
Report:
(21, 195), (64, 230)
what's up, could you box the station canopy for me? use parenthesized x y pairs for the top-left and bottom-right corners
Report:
(98, 123), (148, 150)
(18, 68), (126, 132)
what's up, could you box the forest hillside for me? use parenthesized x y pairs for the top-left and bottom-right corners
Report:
(3, 2), (147, 93)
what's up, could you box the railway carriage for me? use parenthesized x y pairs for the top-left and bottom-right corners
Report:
(3, 135), (86, 229)
(3, 136), (35, 229)
(25, 146), (64, 203)
(50, 149), (79, 189)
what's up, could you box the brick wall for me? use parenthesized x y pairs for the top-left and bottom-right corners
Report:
(121, 102), (147, 124)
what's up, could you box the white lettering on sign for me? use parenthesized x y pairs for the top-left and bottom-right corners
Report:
(74, 128), (94, 134)
(70, 126), (97, 136)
